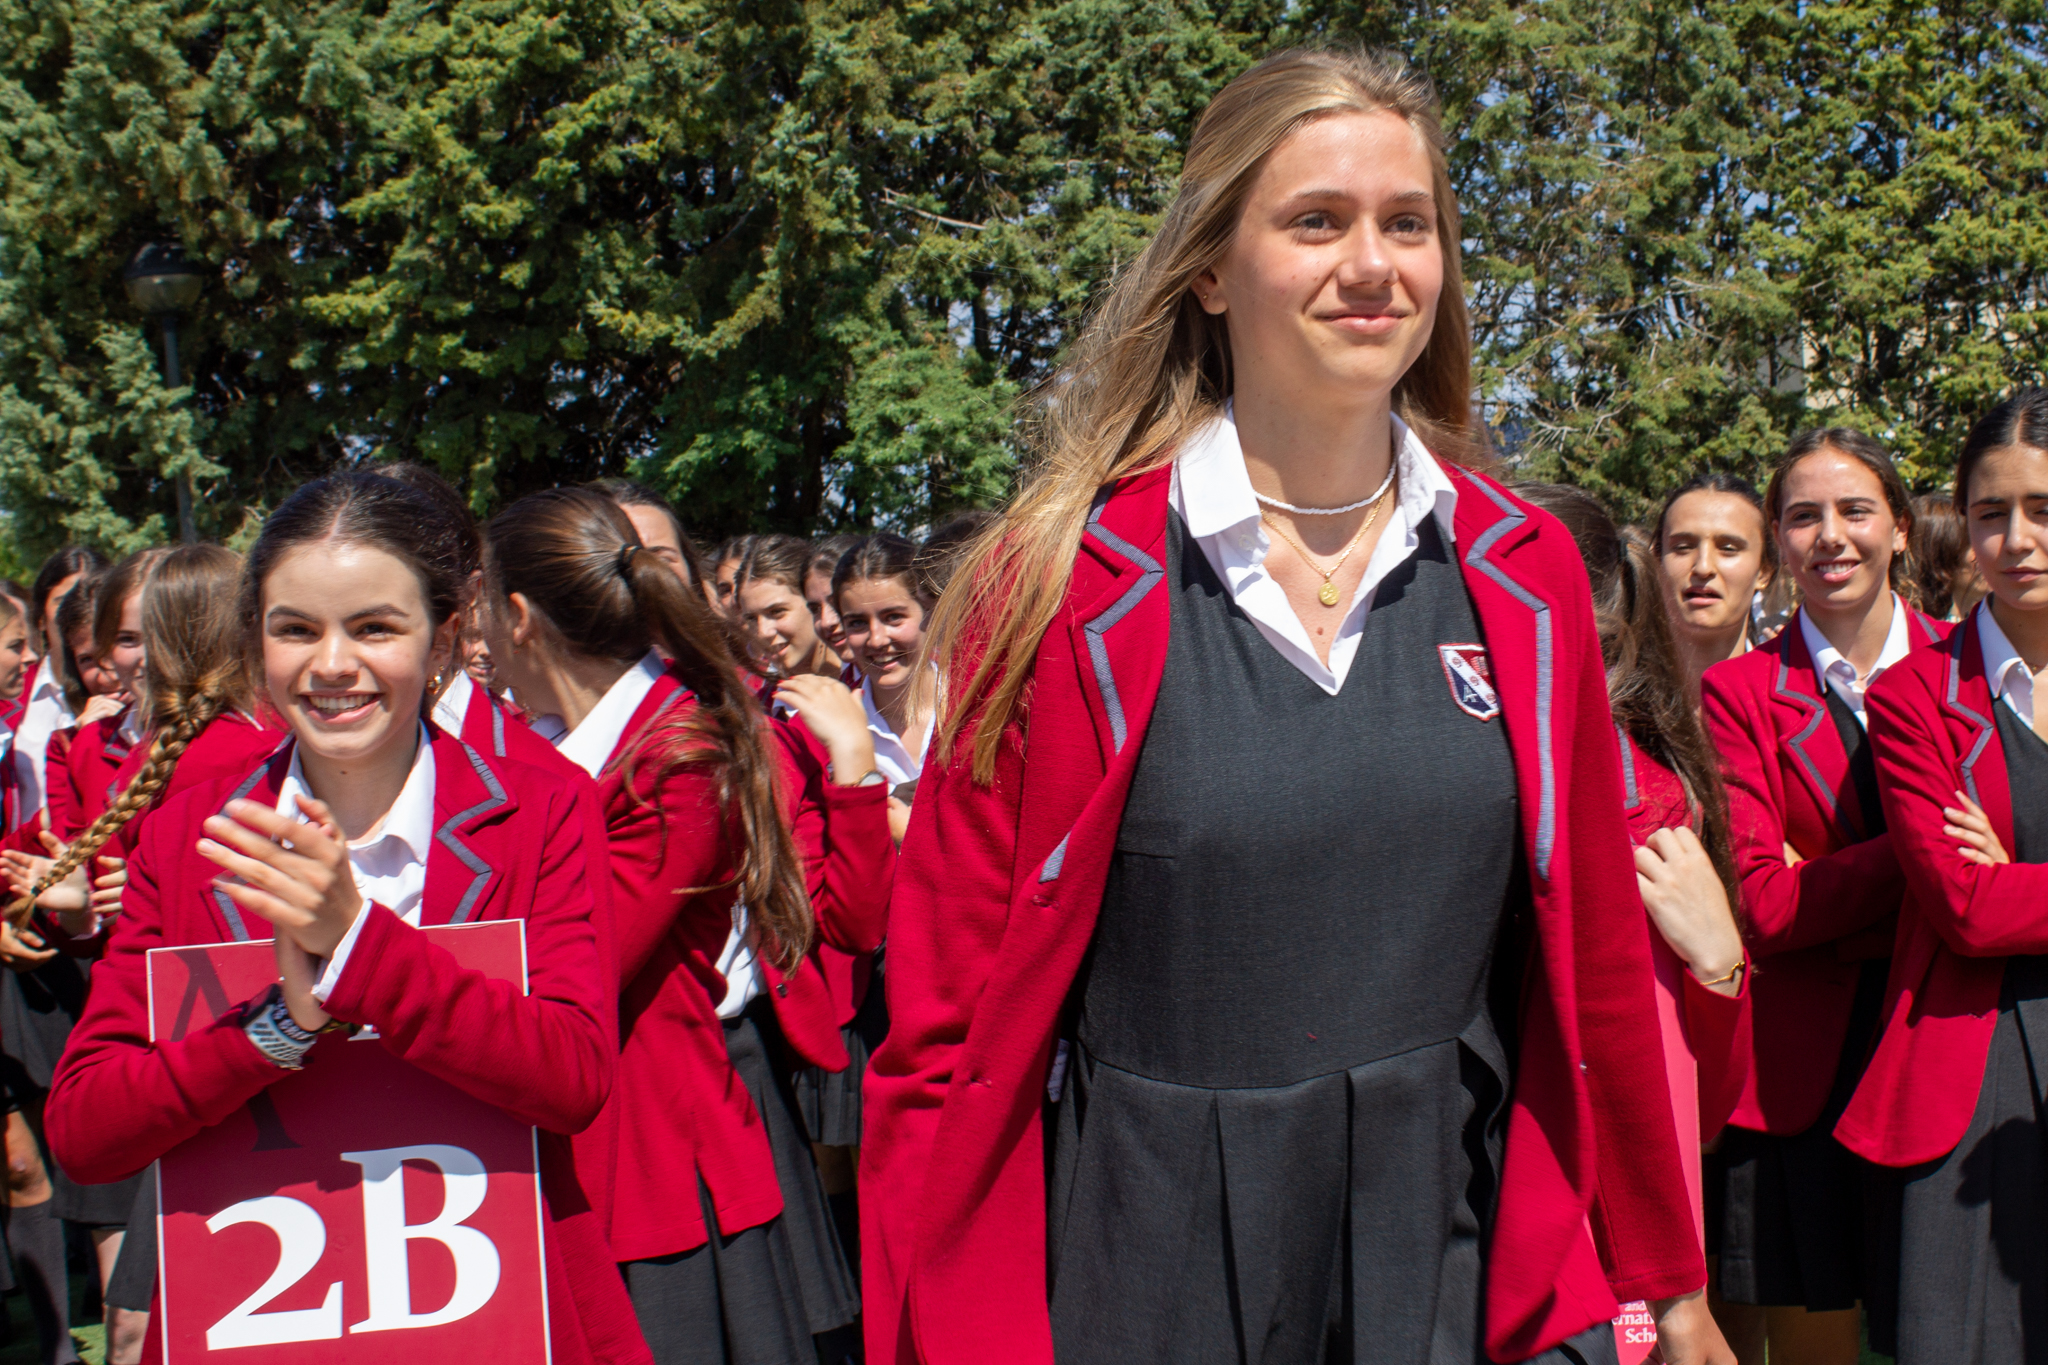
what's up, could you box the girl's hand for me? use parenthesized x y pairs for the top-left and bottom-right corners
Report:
(77, 693), (125, 728)
(86, 856), (126, 924)
(1635, 826), (1746, 995)
(1944, 790), (2010, 866)
(0, 919), (54, 970)
(198, 796), (362, 958)
(886, 795), (913, 845)
(1, 831), (87, 915)
(773, 674), (880, 786)
(272, 933), (331, 1033)
(1647, 1290), (1736, 1364)
(1782, 841), (1804, 867)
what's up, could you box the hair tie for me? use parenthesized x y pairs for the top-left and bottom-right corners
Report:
(616, 542), (640, 578)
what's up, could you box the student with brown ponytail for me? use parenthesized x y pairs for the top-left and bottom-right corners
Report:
(483, 488), (889, 1365)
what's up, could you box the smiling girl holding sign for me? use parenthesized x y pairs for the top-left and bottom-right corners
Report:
(862, 46), (1725, 1365)
(43, 472), (638, 1365)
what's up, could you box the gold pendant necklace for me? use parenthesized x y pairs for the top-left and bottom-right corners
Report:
(1261, 477), (1393, 607)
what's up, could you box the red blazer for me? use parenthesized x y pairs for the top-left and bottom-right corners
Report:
(46, 710), (134, 842)
(1618, 731), (1752, 1138)
(863, 464), (1704, 1365)
(591, 666), (888, 1263)
(107, 711), (287, 855)
(1700, 609), (1947, 1133)
(43, 728), (631, 1365)
(1836, 613), (2048, 1165)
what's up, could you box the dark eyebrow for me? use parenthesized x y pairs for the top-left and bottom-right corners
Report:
(1283, 187), (1435, 206)
(265, 603), (412, 624)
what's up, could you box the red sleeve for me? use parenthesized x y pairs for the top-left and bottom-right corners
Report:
(1868, 669), (2048, 955)
(43, 727), (80, 840)
(774, 717), (893, 955)
(42, 807), (287, 1185)
(1702, 666), (1903, 953)
(321, 781), (612, 1135)
(607, 763), (732, 988)
(1682, 968), (1752, 1136)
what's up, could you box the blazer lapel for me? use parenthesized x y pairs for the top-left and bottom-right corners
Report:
(205, 752), (291, 942)
(1453, 472), (1560, 878)
(1943, 614), (2016, 852)
(421, 730), (520, 927)
(1770, 625), (1865, 844)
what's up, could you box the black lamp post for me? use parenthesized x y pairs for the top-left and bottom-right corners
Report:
(122, 243), (207, 543)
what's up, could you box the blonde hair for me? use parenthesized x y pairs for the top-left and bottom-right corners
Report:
(10, 546), (248, 924)
(929, 47), (1480, 781)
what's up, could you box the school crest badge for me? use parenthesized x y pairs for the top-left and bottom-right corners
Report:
(1437, 643), (1500, 721)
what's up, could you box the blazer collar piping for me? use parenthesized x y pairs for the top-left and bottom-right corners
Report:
(1078, 489), (1165, 757)
(211, 765), (274, 942)
(436, 739), (508, 925)
(1616, 723), (1639, 811)
(1458, 473), (1557, 879)
(1946, 619), (1997, 805)
(1771, 652), (1853, 838)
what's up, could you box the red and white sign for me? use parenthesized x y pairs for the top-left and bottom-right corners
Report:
(147, 922), (550, 1364)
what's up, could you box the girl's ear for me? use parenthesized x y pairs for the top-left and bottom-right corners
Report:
(430, 612), (461, 680)
(507, 593), (539, 650)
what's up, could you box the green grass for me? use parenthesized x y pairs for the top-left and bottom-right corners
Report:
(0, 1274), (105, 1365)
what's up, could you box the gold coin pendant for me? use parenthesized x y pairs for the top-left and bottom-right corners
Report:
(1317, 581), (1341, 607)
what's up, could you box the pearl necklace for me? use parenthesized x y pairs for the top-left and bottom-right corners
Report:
(1252, 462), (1397, 517)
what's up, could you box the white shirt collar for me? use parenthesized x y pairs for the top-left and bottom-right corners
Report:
(277, 723), (437, 863)
(1170, 407), (1458, 696)
(1174, 405), (1458, 549)
(430, 670), (476, 736)
(860, 668), (932, 787)
(26, 664), (64, 708)
(1799, 593), (1911, 715)
(548, 650), (666, 778)
(1978, 600), (2039, 728)
(116, 704), (147, 747)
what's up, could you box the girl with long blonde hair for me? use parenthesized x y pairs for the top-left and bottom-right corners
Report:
(864, 46), (1727, 1365)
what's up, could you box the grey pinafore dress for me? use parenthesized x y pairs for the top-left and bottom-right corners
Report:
(1892, 700), (2048, 1363)
(1046, 512), (1617, 1365)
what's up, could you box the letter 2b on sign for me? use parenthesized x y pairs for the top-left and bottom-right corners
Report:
(204, 1146), (500, 1350)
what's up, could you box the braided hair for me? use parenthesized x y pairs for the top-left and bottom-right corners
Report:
(10, 546), (247, 924)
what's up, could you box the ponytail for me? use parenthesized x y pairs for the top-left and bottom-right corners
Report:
(9, 545), (247, 926)
(486, 489), (814, 968)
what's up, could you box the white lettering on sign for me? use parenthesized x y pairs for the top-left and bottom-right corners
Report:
(203, 1197), (344, 1349)
(340, 1144), (502, 1333)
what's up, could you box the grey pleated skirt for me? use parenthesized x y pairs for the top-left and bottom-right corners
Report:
(794, 967), (888, 1148)
(622, 999), (858, 1365)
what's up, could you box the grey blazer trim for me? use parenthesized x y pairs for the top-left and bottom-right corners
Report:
(490, 700), (506, 758)
(1946, 628), (1995, 806)
(1080, 503), (1164, 755)
(1773, 658), (1850, 838)
(1616, 722), (1638, 809)
(437, 742), (509, 925)
(1461, 478), (1558, 879)
(210, 768), (272, 942)
(1039, 833), (1069, 884)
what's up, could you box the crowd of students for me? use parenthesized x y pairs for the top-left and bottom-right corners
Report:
(0, 39), (2031, 1365)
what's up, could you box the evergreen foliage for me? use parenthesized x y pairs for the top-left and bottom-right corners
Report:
(0, 0), (2040, 554)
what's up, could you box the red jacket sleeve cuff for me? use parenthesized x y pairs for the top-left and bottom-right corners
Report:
(319, 902), (404, 1023)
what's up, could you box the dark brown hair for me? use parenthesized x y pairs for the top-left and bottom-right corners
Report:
(14, 547), (250, 923)
(1955, 388), (2048, 508)
(806, 534), (862, 590)
(484, 489), (813, 968)
(1517, 483), (1740, 912)
(1764, 428), (1915, 589)
(1904, 494), (1972, 620)
(52, 573), (100, 712)
(916, 511), (996, 598)
(831, 534), (931, 607)
(1656, 472), (1772, 565)
(30, 546), (106, 653)
(730, 534), (812, 600)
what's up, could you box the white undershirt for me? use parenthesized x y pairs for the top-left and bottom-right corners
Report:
(1171, 408), (1460, 695)
(1979, 600), (2040, 729)
(299, 725), (437, 1002)
(13, 667), (73, 819)
(1799, 593), (1912, 730)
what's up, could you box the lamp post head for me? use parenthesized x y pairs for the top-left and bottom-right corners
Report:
(122, 242), (205, 314)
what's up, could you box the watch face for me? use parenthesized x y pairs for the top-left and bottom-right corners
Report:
(892, 780), (919, 804)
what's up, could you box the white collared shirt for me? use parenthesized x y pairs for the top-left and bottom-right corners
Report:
(536, 650), (665, 778)
(861, 669), (931, 788)
(13, 666), (73, 819)
(1799, 593), (1912, 729)
(1171, 408), (1460, 695)
(1978, 600), (2041, 729)
(298, 725), (438, 1002)
(430, 669), (475, 737)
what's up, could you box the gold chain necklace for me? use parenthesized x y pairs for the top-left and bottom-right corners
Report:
(1261, 477), (1394, 607)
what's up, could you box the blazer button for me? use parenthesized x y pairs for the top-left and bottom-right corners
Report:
(776, 983), (788, 997)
